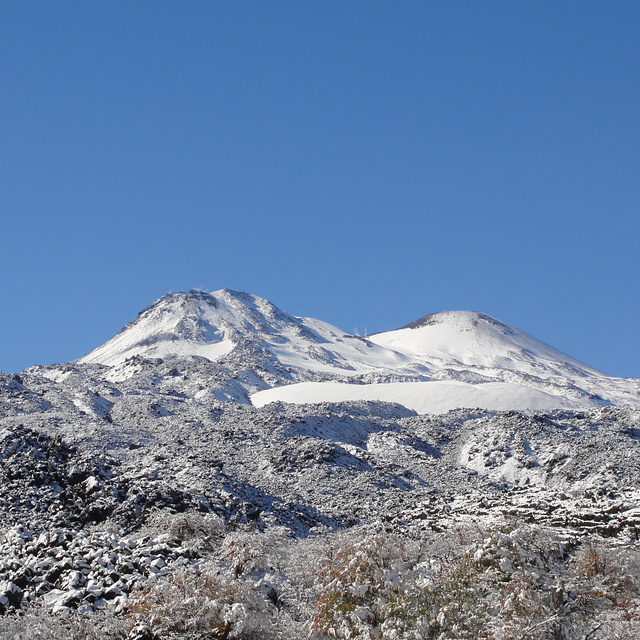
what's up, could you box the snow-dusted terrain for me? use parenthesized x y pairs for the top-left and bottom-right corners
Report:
(2, 288), (640, 638)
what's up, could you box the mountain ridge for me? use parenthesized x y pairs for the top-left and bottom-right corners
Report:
(70, 289), (638, 414)
(78, 288), (412, 376)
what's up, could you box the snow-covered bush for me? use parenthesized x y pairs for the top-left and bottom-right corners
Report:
(220, 527), (290, 577)
(0, 610), (128, 639)
(127, 564), (278, 639)
(4, 520), (640, 640)
(134, 510), (226, 552)
(572, 538), (640, 626)
(166, 512), (226, 550)
(311, 530), (491, 639)
(308, 524), (640, 640)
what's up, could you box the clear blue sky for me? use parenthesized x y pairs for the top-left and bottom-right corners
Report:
(1, 1), (639, 377)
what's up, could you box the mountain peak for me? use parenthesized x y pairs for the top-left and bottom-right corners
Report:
(77, 289), (406, 375)
(369, 309), (601, 378)
(150, 288), (218, 310)
(79, 287), (300, 368)
(399, 310), (512, 332)
(79, 289), (236, 367)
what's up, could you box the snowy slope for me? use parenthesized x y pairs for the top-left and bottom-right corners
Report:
(363, 310), (640, 410)
(79, 289), (413, 376)
(251, 380), (596, 415)
(368, 310), (601, 378)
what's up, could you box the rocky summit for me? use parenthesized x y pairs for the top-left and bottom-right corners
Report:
(2, 289), (640, 639)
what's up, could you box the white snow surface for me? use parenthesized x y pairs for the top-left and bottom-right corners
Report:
(250, 380), (593, 415)
(79, 289), (409, 374)
(368, 310), (602, 378)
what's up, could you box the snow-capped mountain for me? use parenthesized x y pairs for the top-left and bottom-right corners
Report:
(79, 289), (413, 376)
(75, 289), (639, 414)
(368, 310), (601, 378)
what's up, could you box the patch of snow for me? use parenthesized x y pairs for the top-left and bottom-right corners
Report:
(251, 380), (593, 415)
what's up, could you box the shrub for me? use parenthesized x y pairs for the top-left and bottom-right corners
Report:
(127, 565), (276, 639)
(311, 532), (489, 639)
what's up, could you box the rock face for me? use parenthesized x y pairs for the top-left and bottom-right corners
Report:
(0, 524), (199, 615)
(1, 289), (640, 624)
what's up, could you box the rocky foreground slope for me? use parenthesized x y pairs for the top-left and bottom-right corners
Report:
(1, 290), (640, 638)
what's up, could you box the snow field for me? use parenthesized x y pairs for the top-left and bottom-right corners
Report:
(251, 380), (593, 415)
